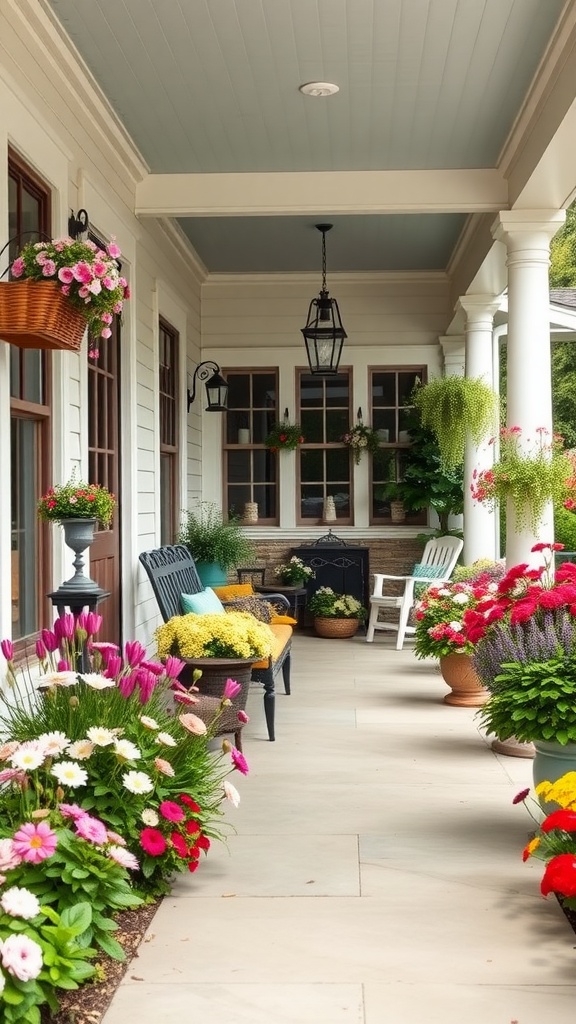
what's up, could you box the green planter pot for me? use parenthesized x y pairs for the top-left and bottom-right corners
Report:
(533, 740), (576, 813)
(195, 562), (228, 587)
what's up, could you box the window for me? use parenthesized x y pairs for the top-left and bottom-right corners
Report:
(298, 369), (352, 523)
(159, 319), (179, 544)
(223, 370), (278, 523)
(370, 367), (427, 525)
(8, 151), (52, 640)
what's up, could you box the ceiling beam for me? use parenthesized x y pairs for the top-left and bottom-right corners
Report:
(135, 169), (508, 218)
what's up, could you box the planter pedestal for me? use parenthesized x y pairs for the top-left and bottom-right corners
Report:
(438, 654), (490, 707)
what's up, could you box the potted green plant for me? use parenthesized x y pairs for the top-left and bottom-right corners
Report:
(307, 586), (367, 638)
(412, 376), (497, 471)
(471, 427), (576, 533)
(178, 502), (255, 587)
(265, 421), (304, 452)
(395, 406), (464, 532)
(273, 556), (315, 586)
(464, 545), (576, 793)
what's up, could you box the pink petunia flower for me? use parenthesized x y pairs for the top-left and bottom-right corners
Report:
(159, 800), (184, 822)
(74, 814), (109, 846)
(57, 266), (74, 284)
(222, 678), (242, 700)
(231, 747), (249, 775)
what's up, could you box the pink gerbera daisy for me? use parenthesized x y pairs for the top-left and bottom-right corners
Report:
(159, 800), (184, 822)
(12, 822), (57, 863)
(140, 828), (167, 857)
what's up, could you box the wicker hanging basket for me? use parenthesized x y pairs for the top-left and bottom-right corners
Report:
(0, 279), (86, 352)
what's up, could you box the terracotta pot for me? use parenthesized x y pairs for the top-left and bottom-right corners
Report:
(439, 653), (489, 707)
(313, 617), (359, 639)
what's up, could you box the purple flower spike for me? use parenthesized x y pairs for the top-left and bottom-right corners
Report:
(124, 640), (146, 668)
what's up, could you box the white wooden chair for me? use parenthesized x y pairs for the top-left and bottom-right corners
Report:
(365, 536), (464, 650)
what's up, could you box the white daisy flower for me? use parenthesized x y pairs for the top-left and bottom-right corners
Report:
(141, 808), (159, 826)
(51, 761), (88, 788)
(86, 726), (116, 747)
(1, 886), (41, 920)
(122, 770), (153, 794)
(78, 673), (116, 690)
(37, 732), (70, 757)
(139, 716), (159, 730)
(66, 739), (94, 760)
(223, 780), (241, 808)
(156, 731), (176, 747)
(448, 621), (463, 631)
(10, 746), (45, 771)
(451, 593), (470, 605)
(114, 739), (140, 761)
(36, 671), (78, 689)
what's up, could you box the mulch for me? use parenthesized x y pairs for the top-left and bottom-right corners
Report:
(41, 900), (160, 1024)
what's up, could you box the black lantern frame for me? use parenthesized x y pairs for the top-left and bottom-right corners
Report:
(301, 223), (347, 375)
(187, 360), (229, 412)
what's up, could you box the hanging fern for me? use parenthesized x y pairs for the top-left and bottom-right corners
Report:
(412, 377), (497, 471)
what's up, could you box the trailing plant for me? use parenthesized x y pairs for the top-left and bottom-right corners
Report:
(471, 427), (576, 533)
(264, 421), (304, 452)
(178, 501), (254, 570)
(412, 376), (497, 471)
(393, 404), (464, 532)
(554, 503), (576, 552)
(341, 422), (380, 465)
(307, 587), (366, 621)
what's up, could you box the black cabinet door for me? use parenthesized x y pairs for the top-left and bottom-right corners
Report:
(291, 545), (370, 611)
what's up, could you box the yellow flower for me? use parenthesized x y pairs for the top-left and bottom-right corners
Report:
(155, 611), (273, 661)
(536, 772), (576, 809)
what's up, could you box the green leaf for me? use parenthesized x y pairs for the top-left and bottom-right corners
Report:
(97, 931), (126, 960)
(60, 901), (93, 936)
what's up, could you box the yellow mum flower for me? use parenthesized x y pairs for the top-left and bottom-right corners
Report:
(155, 611), (273, 661)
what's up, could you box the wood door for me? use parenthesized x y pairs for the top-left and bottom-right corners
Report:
(88, 317), (122, 645)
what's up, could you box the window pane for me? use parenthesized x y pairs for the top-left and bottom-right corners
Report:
(300, 375), (322, 407)
(252, 409), (275, 445)
(326, 448), (350, 480)
(253, 450), (274, 483)
(227, 451), (251, 482)
(226, 374), (250, 407)
(329, 488), (350, 518)
(300, 449), (323, 481)
(22, 350), (44, 405)
(160, 453), (174, 546)
(372, 372), (396, 406)
(326, 409), (349, 441)
(325, 375), (349, 406)
(11, 418), (39, 639)
(228, 486), (251, 518)
(301, 409), (323, 443)
(399, 371), (421, 405)
(252, 374), (276, 408)
(301, 486), (324, 519)
(254, 485), (276, 518)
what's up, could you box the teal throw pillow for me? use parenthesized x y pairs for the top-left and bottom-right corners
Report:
(180, 587), (225, 615)
(412, 563), (446, 580)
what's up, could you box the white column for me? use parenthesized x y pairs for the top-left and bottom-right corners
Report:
(492, 210), (565, 566)
(458, 297), (500, 565)
(438, 337), (465, 377)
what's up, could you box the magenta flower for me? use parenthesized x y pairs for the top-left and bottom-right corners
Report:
(41, 628), (58, 652)
(59, 802), (86, 820)
(107, 241), (121, 259)
(42, 259), (56, 276)
(12, 822), (57, 863)
(230, 747), (249, 775)
(223, 678), (242, 700)
(512, 788), (531, 805)
(101, 327), (112, 339)
(11, 257), (25, 277)
(159, 800), (185, 822)
(53, 614), (75, 641)
(84, 612), (102, 636)
(141, 660), (164, 676)
(35, 638), (47, 661)
(57, 658), (71, 672)
(138, 668), (157, 704)
(118, 670), (138, 698)
(72, 261), (93, 283)
(163, 655), (185, 679)
(237, 710), (250, 724)
(104, 654), (122, 678)
(125, 640), (146, 668)
(1, 639), (14, 661)
(57, 266), (74, 284)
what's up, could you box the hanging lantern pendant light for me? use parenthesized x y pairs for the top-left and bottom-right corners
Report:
(301, 223), (347, 375)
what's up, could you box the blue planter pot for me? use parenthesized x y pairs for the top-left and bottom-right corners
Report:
(533, 740), (576, 813)
(195, 562), (228, 588)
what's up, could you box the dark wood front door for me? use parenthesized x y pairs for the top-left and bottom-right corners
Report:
(88, 318), (122, 645)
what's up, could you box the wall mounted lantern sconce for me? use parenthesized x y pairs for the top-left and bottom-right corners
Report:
(301, 223), (347, 375)
(68, 209), (90, 240)
(187, 360), (229, 412)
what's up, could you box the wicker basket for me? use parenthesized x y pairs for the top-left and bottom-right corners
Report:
(0, 279), (86, 352)
(313, 617), (360, 639)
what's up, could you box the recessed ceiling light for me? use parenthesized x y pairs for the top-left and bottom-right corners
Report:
(299, 82), (339, 97)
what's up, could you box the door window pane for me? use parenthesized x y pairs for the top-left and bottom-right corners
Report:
(11, 419), (39, 639)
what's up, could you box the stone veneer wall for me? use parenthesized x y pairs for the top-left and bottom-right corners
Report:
(230, 537), (426, 587)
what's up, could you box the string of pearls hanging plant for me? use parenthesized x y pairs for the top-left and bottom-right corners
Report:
(412, 377), (498, 471)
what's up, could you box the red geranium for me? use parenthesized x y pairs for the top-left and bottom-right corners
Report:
(541, 854), (576, 897)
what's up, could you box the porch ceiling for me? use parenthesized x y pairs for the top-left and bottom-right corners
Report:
(46, 0), (568, 275)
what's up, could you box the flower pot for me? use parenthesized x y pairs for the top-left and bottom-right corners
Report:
(313, 617), (359, 639)
(180, 657), (254, 736)
(195, 562), (228, 588)
(533, 740), (576, 812)
(438, 653), (490, 707)
(0, 280), (86, 352)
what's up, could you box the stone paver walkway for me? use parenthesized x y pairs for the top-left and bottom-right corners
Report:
(103, 633), (576, 1023)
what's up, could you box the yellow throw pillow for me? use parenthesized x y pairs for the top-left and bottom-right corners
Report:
(212, 583), (254, 600)
(270, 614), (297, 626)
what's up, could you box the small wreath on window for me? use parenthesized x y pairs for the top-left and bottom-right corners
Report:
(265, 422), (304, 452)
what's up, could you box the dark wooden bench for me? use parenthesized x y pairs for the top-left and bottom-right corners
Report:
(138, 544), (292, 741)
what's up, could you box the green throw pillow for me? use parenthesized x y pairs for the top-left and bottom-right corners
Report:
(412, 563), (446, 580)
(180, 587), (225, 615)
